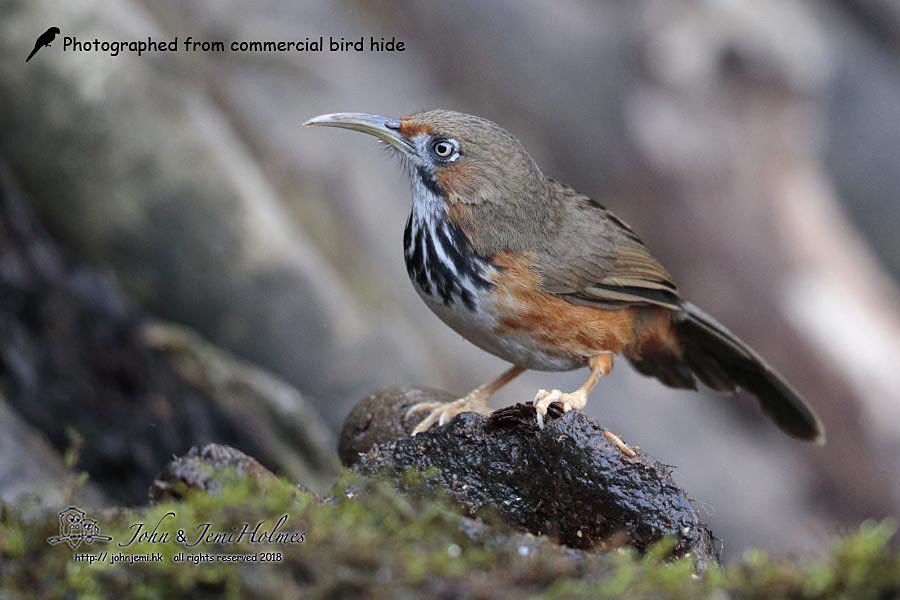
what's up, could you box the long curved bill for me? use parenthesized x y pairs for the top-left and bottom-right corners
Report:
(303, 113), (417, 157)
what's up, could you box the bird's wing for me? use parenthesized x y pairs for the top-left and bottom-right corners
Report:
(533, 178), (682, 310)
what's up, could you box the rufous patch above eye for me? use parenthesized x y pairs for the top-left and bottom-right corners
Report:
(399, 119), (433, 138)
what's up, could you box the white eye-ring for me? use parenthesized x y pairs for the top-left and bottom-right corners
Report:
(430, 138), (459, 161)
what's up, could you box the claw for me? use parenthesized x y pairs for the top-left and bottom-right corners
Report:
(533, 388), (556, 429)
(407, 394), (492, 435)
(405, 401), (443, 422)
(411, 412), (439, 435)
(533, 388), (586, 428)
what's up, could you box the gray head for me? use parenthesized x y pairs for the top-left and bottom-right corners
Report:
(304, 109), (545, 205)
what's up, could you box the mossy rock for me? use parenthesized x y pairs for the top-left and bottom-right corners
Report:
(1, 470), (898, 599)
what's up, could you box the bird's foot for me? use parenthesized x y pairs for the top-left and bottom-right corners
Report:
(532, 388), (636, 457)
(405, 392), (492, 435)
(532, 388), (587, 428)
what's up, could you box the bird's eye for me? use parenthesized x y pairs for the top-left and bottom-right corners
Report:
(430, 138), (458, 161)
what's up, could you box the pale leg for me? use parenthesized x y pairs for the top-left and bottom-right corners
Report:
(407, 365), (526, 435)
(532, 353), (635, 456)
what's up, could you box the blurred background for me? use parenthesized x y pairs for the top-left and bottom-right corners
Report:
(1, 0), (899, 561)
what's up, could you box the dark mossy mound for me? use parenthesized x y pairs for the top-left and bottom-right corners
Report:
(341, 387), (717, 566)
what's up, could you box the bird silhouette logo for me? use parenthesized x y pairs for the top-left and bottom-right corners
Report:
(26, 27), (61, 62)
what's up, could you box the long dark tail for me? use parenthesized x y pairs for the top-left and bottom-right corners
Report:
(663, 303), (824, 443)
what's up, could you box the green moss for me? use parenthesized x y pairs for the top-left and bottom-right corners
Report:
(1, 472), (898, 599)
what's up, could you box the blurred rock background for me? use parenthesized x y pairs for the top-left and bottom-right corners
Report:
(1, 0), (899, 560)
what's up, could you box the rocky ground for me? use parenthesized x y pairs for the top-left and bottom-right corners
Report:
(1, 407), (898, 599)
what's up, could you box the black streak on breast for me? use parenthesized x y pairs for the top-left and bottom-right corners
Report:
(403, 214), (492, 311)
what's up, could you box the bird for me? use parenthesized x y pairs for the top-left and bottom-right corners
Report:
(26, 27), (61, 63)
(304, 110), (825, 451)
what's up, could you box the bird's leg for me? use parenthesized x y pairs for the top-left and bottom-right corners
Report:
(407, 365), (526, 435)
(532, 353), (636, 456)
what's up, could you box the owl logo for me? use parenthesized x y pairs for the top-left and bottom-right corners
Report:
(47, 506), (112, 549)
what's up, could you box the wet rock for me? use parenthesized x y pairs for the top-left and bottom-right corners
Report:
(340, 387), (719, 566)
(149, 443), (280, 502)
(338, 386), (457, 466)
